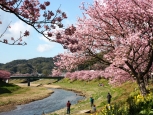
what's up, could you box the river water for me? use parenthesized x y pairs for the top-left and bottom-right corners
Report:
(0, 88), (85, 115)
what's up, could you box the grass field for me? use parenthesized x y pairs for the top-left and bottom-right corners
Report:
(0, 80), (53, 112)
(1, 78), (148, 115)
(32, 78), (138, 115)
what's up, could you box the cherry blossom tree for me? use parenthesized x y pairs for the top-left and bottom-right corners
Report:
(53, 0), (153, 95)
(0, 70), (11, 81)
(64, 70), (104, 81)
(0, 0), (67, 45)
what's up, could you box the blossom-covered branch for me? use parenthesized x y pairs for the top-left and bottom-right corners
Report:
(0, 0), (67, 45)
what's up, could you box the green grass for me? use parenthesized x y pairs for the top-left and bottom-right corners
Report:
(0, 81), (21, 94)
(0, 80), (53, 107)
(7, 78), (139, 115)
(35, 78), (137, 115)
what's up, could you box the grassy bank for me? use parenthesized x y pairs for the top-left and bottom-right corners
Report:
(32, 78), (137, 115)
(1, 78), (145, 115)
(0, 81), (20, 94)
(0, 80), (53, 112)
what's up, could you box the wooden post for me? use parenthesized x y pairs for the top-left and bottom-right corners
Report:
(27, 78), (30, 86)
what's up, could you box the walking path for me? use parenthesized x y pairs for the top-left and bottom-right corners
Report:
(16, 83), (61, 88)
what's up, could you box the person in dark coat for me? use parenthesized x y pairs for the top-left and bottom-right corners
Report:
(107, 92), (112, 104)
(67, 100), (71, 114)
(90, 97), (94, 107)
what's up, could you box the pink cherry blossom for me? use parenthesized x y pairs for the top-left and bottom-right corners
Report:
(0, 70), (11, 79)
(24, 30), (29, 36)
(40, 4), (46, 10)
(47, 32), (52, 37)
(11, 37), (14, 40)
(53, 0), (153, 95)
(44, 1), (50, 6)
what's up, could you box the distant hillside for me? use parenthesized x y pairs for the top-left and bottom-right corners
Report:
(0, 63), (4, 67)
(0, 57), (54, 75)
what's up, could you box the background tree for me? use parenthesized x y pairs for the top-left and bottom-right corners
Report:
(53, 0), (153, 96)
(0, 57), (54, 74)
(0, 70), (10, 81)
(42, 69), (50, 76)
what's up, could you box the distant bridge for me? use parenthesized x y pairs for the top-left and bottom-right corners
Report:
(10, 76), (64, 86)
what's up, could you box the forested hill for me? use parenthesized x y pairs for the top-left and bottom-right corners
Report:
(0, 57), (54, 75)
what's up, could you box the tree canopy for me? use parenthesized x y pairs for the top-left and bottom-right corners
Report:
(1, 0), (153, 96)
(0, 70), (10, 79)
(52, 0), (153, 95)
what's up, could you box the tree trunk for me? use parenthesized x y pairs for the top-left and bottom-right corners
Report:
(144, 75), (149, 87)
(136, 74), (148, 96)
(0, 78), (3, 82)
(138, 80), (148, 96)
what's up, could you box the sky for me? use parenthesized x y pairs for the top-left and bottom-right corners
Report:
(0, 0), (93, 64)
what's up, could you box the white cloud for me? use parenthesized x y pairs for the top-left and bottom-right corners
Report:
(8, 20), (32, 39)
(37, 44), (53, 52)
(0, 18), (33, 42)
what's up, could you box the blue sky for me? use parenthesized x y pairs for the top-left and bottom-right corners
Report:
(0, 0), (93, 64)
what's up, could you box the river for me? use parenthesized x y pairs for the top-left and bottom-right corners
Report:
(0, 88), (85, 115)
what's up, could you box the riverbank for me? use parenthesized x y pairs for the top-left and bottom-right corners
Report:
(44, 78), (137, 115)
(1, 78), (137, 115)
(0, 82), (86, 115)
(0, 79), (86, 114)
(0, 84), (55, 113)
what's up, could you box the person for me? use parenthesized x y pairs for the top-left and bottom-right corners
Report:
(99, 83), (104, 87)
(92, 104), (96, 113)
(107, 92), (112, 104)
(90, 97), (94, 107)
(67, 100), (71, 114)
